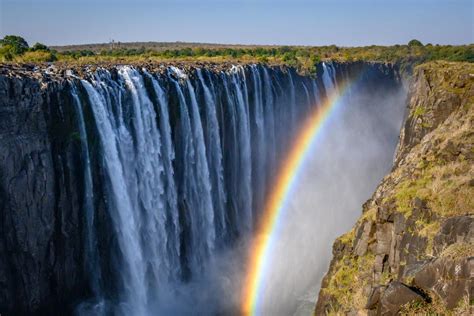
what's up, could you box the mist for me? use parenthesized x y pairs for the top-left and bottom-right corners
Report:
(253, 82), (407, 315)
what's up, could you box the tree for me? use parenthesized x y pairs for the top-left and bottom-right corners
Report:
(0, 35), (29, 54)
(408, 39), (423, 47)
(31, 42), (50, 51)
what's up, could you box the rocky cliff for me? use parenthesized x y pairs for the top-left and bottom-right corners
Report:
(315, 61), (473, 315)
(0, 67), (92, 314)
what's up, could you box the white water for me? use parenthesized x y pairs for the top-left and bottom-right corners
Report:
(82, 78), (148, 315)
(73, 63), (405, 315)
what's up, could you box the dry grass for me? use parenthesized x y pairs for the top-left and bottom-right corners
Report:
(323, 253), (375, 312)
(440, 242), (474, 260)
(400, 294), (472, 315)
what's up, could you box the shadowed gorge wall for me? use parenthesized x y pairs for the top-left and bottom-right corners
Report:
(0, 62), (404, 315)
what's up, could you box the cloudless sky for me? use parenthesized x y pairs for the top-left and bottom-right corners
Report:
(0, 0), (472, 46)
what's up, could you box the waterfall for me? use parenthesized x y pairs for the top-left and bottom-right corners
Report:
(72, 64), (342, 314)
(196, 69), (227, 242)
(70, 85), (102, 297)
(185, 78), (216, 256)
(71, 65), (309, 315)
(81, 78), (148, 315)
(143, 71), (182, 278)
(262, 67), (277, 192)
(322, 62), (336, 93)
(230, 67), (253, 231)
(250, 65), (266, 215)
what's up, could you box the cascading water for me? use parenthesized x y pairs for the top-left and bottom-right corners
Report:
(70, 86), (102, 299)
(196, 69), (227, 243)
(67, 62), (405, 315)
(70, 64), (318, 314)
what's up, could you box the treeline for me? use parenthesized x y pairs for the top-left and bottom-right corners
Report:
(0, 35), (58, 62)
(1, 35), (473, 73)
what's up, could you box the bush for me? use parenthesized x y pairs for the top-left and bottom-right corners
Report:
(0, 45), (14, 61)
(19, 51), (57, 63)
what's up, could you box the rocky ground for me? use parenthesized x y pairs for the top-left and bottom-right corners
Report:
(315, 61), (473, 315)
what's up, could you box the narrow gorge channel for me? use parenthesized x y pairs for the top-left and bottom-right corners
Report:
(0, 62), (406, 315)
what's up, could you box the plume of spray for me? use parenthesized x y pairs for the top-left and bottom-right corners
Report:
(240, 72), (407, 315)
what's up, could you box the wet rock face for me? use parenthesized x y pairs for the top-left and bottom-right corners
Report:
(315, 61), (474, 315)
(0, 74), (87, 314)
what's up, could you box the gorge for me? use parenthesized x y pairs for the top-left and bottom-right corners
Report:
(0, 60), (470, 315)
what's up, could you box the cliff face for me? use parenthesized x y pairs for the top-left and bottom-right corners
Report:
(315, 61), (473, 315)
(0, 71), (90, 314)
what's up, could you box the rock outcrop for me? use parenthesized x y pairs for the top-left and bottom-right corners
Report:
(315, 61), (473, 315)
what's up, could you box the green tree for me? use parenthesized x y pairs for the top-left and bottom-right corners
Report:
(0, 35), (29, 54)
(31, 42), (50, 51)
(310, 54), (321, 64)
(408, 39), (423, 47)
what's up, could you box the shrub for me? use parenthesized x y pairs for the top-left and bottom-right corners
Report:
(19, 51), (57, 62)
(0, 45), (14, 61)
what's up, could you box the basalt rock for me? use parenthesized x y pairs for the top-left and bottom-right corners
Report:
(0, 73), (88, 314)
(378, 282), (425, 315)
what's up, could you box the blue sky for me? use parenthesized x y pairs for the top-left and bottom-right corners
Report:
(0, 0), (472, 46)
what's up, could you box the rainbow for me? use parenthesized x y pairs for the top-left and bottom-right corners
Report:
(241, 81), (351, 316)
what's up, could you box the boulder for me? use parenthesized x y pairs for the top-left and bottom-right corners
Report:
(433, 216), (474, 255)
(379, 282), (424, 315)
(413, 257), (472, 309)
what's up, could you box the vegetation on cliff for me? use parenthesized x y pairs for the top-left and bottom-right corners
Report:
(1, 35), (473, 74)
(315, 61), (473, 315)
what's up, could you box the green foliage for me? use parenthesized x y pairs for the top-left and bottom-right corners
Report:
(58, 43), (471, 69)
(0, 45), (14, 61)
(395, 174), (431, 216)
(310, 54), (321, 64)
(408, 39), (423, 47)
(0, 35), (29, 54)
(323, 253), (375, 312)
(0, 35), (58, 62)
(31, 42), (50, 52)
(1, 35), (473, 72)
(413, 105), (427, 117)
